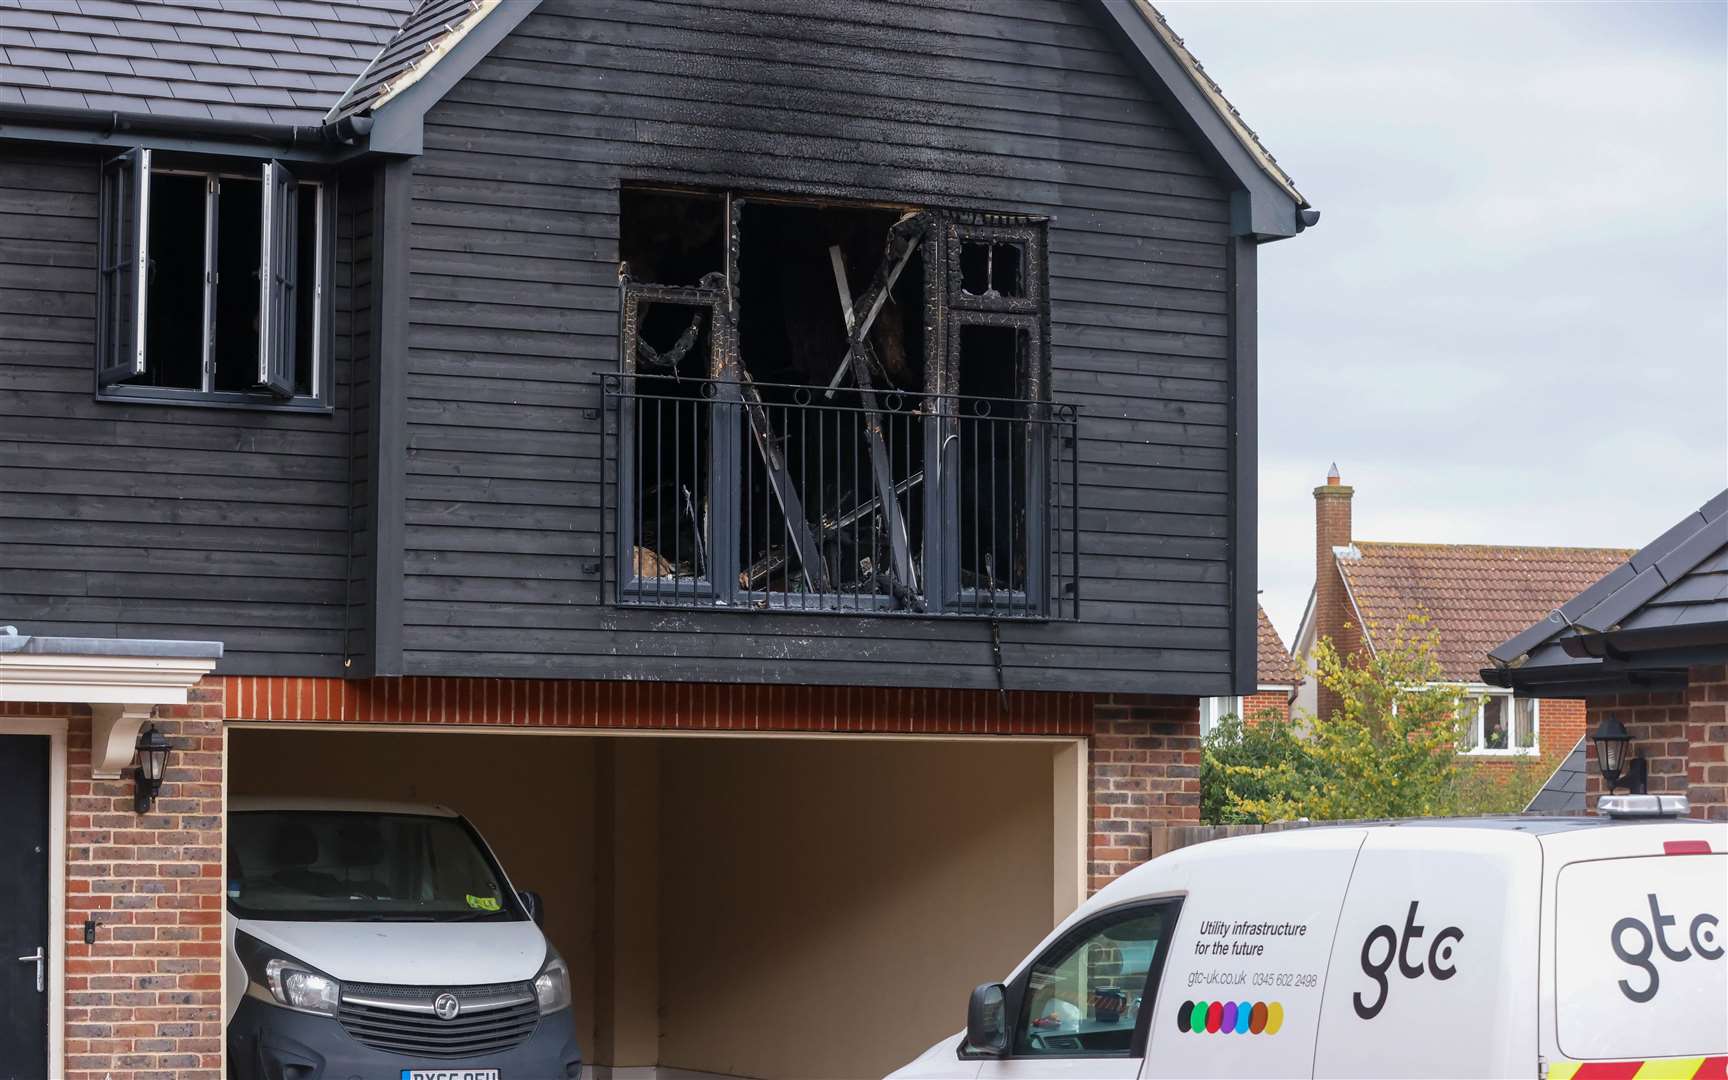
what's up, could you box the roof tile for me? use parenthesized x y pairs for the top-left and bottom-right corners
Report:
(1256, 606), (1301, 686)
(1339, 542), (1632, 682)
(1, 0), (413, 123)
(21, 85), (90, 106)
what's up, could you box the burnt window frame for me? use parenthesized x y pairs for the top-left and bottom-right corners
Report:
(609, 190), (1062, 619)
(94, 147), (335, 413)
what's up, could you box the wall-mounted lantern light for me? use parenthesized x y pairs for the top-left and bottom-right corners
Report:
(133, 725), (172, 814)
(1591, 712), (1646, 796)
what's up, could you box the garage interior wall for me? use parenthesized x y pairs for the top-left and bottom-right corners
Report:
(228, 728), (1058, 1080)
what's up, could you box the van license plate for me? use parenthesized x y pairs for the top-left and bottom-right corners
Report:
(401, 1071), (499, 1080)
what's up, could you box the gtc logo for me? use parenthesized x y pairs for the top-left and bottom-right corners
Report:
(433, 993), (461, 1021)
(1353, 901), (1463, 1020)
(1611, 893), (1722, 1003)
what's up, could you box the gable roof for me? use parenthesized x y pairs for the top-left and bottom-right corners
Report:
(1257, 605), (1301, 687)
(0, 0), (414, 126)
(1484, 490), (1728, 695)
(1336, 541), (1634, 683)
(1087, 0), (1311, 239)
(1127, 0), (1304, 209)
(325, 0), (495, 123)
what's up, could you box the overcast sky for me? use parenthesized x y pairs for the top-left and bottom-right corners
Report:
(1158, 1), (1728, 645)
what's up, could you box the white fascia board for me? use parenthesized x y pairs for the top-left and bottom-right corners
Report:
(0, 653), (217, 705)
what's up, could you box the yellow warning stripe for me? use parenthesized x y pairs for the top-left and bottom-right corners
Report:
(1635, 1060), (1708, 1080)
(1548, 1059), (1716, 1080)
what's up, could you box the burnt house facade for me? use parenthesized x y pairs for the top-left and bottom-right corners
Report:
(0, 2), (1312, 1077)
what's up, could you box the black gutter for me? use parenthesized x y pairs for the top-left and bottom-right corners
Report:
(0, 102), (371, 150)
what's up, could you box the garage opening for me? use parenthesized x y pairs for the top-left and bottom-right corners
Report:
(227, 728), (1077, 1079)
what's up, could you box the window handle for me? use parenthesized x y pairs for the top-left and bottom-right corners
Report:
(16, 946), (44, 992)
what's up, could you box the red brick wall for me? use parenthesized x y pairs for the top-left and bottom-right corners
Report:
(219, 675), (1092, 735)
(1087, 695), (1203, 893)
(1241, 689), (1292, 724)
(2, 685), (228, 1080)
(1583, 664), (1728, 820)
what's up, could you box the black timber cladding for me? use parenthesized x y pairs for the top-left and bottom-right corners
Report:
(0, 145), (374, 676)
(396, 0), (1247, 693)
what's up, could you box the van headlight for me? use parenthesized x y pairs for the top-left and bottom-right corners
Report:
(533, 952), (571, 1015)
(237, 933), (341, 1017)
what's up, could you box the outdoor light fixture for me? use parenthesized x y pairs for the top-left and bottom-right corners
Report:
(1591, 713), (1646, 796)
(133, 725), (172, 814)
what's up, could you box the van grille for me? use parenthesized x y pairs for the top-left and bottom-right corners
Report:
(337, 981), (539, 1059)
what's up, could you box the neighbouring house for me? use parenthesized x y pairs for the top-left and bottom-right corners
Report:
(0, 2), (1315, 1077)
(1291, 467), (1631, 769)
(1199, 604), (1299, 732)
(1485, 490), (1728, 821)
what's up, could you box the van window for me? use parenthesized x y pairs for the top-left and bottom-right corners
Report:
(1556, 853), (1725, 1061)
(1013, 905), (1171, 1058)
(226, 811), (524, 922)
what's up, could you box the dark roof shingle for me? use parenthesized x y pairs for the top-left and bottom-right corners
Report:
(0, 0), (415, 126)
(1338, 542), (1633, 682)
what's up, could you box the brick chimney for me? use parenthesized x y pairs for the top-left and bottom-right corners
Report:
(1313, 464), (1357, 722)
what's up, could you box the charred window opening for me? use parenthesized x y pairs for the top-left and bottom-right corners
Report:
(608, 187), (1073, 618)
(959, 241), (1024, 300)
(956, 324), (1032, 597)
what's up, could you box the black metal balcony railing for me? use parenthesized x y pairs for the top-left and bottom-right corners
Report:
(598, 374), (1078, 619)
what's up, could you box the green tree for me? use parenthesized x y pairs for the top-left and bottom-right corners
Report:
(1203, 615), (1557, 823)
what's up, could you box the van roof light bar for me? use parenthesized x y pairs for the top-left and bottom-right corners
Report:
(1597, 794), (1690, 819)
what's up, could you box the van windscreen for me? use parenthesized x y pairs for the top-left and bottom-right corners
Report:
(226, 811), (524, 922)
(1556, 852), (1725, 1061)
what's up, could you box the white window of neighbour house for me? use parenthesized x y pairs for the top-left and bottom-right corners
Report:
(1462, 692), (1538, 754)
(1199, 696), (1243, 738)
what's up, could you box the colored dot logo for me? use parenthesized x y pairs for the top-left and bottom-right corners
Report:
(1175, 1000), (1283, 1035)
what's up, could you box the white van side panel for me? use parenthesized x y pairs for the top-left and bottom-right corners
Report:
(1141, 829), (1368, 1080)
(1554, 853), (1726, 1061)
(1312, 829), (1541, 1079)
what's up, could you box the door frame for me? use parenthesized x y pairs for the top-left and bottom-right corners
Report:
(1, 717), (67, 1077)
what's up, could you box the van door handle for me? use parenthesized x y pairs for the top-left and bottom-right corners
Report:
(16, 947), (44, 992)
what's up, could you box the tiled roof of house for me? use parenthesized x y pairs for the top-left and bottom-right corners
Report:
(324, 0), (499, 122)
(1337, 541), (1633, 683)
(0, 0), (414, 125)
(1257, 605), (1301, 686)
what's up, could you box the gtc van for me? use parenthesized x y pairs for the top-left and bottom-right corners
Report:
(224, 798), (583, 1080)
(891, 800), (1726, 1079)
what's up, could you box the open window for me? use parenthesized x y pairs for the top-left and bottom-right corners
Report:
(604, 187), (1075, 619)
(96, 148), (327, 407)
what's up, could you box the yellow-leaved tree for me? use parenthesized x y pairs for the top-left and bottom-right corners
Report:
(1209, 615), (1555, 823)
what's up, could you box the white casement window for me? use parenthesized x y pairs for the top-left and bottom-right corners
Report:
(1199, 696), (1243, 737)
(96, 148), (327, 407)
(1462, 691), (1538, 754)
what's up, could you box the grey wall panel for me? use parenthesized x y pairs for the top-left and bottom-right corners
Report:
(0, 146), (368, 676)
(397, 0), (1246, 694)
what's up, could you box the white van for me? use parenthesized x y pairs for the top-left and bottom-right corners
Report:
(224, 797), (582, 1080)
(892, 803), (1726, 1079)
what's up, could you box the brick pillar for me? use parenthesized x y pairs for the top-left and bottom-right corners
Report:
(1313, 465), (1356, 723)
(1684, 663), (1727, 820)
(1582, 665), (1728, 821)
(66, 680), (226, 1080)
(1088, 695), (1201, 893)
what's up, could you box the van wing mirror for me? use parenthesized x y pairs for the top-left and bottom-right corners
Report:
(964, 982), (1008, 1057)
(517, 889), (544, 927)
